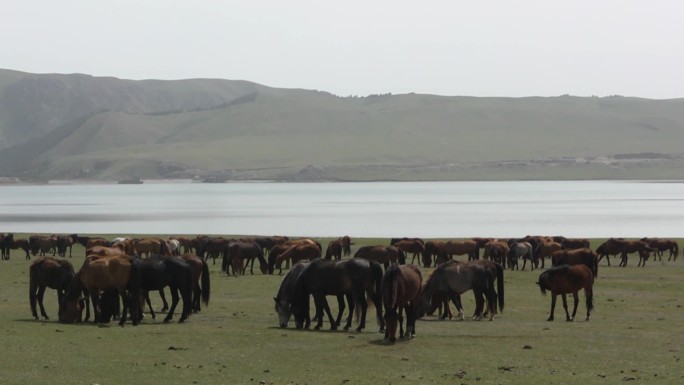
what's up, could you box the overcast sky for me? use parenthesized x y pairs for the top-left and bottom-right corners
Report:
(3, 0), (682, 98)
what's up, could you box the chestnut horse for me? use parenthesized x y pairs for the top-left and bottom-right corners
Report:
(640, 237), (679, 261)
(29, 257), (76, 320)
(59, 255), (141, 326)
(325, 239), (344, 260)
(551, 248), (599, 279)
(537, 264), (594, 321)
(272, 243), (321, 275)
(393, 239), (425, 265)
(382, 264), (422, 343)
(354, 245), (405, 268)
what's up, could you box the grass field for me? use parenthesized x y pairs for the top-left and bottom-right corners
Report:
(0, 236), (682, 385)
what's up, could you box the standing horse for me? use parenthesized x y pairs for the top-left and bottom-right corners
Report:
(59, 255), (141, 326)
(138, 255), (193, 323)
(640, 238), (679, 261)
(222, 241), (267, 275)
(551, 248), (599, 279)
(415, 260), (498, 321)
(29, 257), (76, 320)
(354, 245), (405, 268)
(272, 243), (321, 275)
(341, 236), (352, 256)
(537, 264), (594, 321)
(508, 241), (535, 270)
(422, 240), (445, 268)
(291, 258), (384, 332)
(393, 239), (425, 265)
(439, 239), (478, 261)
(325, 239), (344, 260)
(381, 264), (422, 343)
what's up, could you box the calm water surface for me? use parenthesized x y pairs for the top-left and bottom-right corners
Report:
(1, 181), (683, 238)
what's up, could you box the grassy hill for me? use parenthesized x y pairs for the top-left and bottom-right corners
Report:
(1, 69), (683, 181)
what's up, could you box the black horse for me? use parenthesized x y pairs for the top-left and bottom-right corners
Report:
(291, 258), (384, 332)
(138, 255), (194, 323)
(29, 257), (76, 320)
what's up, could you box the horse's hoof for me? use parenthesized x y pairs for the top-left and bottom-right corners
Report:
(355, 327), (363, 333)
(379, 327), (385, 333)
(314, 325), (321, 330)
(547, 317), (554, 321)
(163, 319), (171, 323)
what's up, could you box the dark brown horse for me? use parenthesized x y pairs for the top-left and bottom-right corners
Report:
(601, 238), (655, 267)
(29, 257), (76, 320)
(156, 254), (211, 313)
(393, 239), (425, 265)
(640, 237), (679, 261)
(551, 248), (599, 279)
(415, 260), (498, 321)
(560, 238), (590, 250)
(439, 239), (478, 261)
(341, 235), (352, 256)
(291, 258), (384, 332)
(138, 255), (194, 323)
(55, 234), (78, 258)
(59, 255), (141, 326)
(422, 240), (445, 268)
(222, 241), (267, 275)
(354, 245), (405, 268)
(325, 239), (344, 260)
(382, 264), (422, 343)
(537, 264), (594, 321)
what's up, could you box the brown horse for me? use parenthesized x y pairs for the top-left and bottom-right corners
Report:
(382, 264), (422, 343)
(1, 233), (31, 260)
(536, 241), (562, 268)
(325, 239), (344, 260)
(551, 248), (599, 278)
(415, 260), (498, 321)
(222, 241), (267, 275)
(133, 237), (172, 258)
(59, 255), (141, 326)
(439, 239), (478, 261)
(393, 239), (425, 265)
(640, 237), (679, 261)
(156, 254), (211, 313)
(538, 264), (594, 321)
(55, 234), (78, 258)
(273, 244), (321, 275)
(602, 238), (655, 267)
(354, 245), (405, 268)
(596, 238), (623, 266)
(483, 240), (509, 268)
(341, 236), (352, 256)
(422, 240), (445, 268)
(29, 235), (57, 257)
(29, 257), (76, 320)
(560, 238), (591, 250)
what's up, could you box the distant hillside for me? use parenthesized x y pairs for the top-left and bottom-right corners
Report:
(1, 69), (683, 181)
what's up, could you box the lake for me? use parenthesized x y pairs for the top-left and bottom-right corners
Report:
(1, 181), (683, 238)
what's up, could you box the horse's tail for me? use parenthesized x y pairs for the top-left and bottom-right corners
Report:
(29, 261), (39, 317)
(586, 284), (594, 312)
(127, 258), (142, 325)
(201, 257), (210, 306)
(255, 244), (267, 273)
(221, 251), (228, 273)
(495, 263), (505, 313)
(369, 261), (384, 326)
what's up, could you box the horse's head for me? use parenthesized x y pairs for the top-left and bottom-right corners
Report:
(274, 296), (292, 328)
(383, 308), (399, 343)
(58, 297), (83, 324)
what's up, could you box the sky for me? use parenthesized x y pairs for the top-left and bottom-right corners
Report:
(3, 0), (683, 99)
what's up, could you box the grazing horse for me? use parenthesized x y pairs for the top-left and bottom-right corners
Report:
(325, 239), (344, 260)
(55, 234), (78, 258)
(484, 240), (509, 268)
(354, 245), (405, 268)
(291, 258), (384, 332)
(341, 235), (352, 256)
(29, 257), (76, 320)
(537, 264), (594, 321)
(601, 238), (655, 267)
(640, 238), (679, 261)
(508, 241), (534, 270)
(438, 240), (478, 261)
(222, 241), (267, 275)
(415, 260), (498, 321)
(393, 239), (425, 265)
(422, 240), (445, 268)
(536, 241), (562, 268)
(560, 238), (591, 250)
(29, 235), (57, 257)
(133, 238), (171, 258)
(596, 239), (623, 266)
(551, 248), (599, 279)
(60, 255), (142, 326)
(382, 264), (422, 343)
(272, 244), (321, 275)
(138, 255), (193, 323)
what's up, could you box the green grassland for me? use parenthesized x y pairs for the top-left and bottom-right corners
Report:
(0, 236), (683, 385)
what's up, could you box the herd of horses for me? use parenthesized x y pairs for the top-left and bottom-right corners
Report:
(9, 232), (679, 343)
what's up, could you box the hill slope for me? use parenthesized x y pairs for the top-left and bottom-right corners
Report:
(1, 69), (683, 181)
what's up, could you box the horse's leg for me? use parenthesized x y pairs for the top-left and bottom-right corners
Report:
(159, 288), (169, 312)
(561, 293), (571, 321)
(36, 285), (49, 319)
(118, 290), (129, 326)
(312, 295), (327, 330)
(570, 292), (579, 321)
(334, 294), (346, 328)
(343, 295), (355, 331)
(144, 291), (156, 320)
(355, 293), (368, 332)
(398, 306), (405, 339)
(163, 287), (180, 323)
(451, 294), (464, 320)
(547, 293), (557, 321)
(472, 290), (484, 321)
